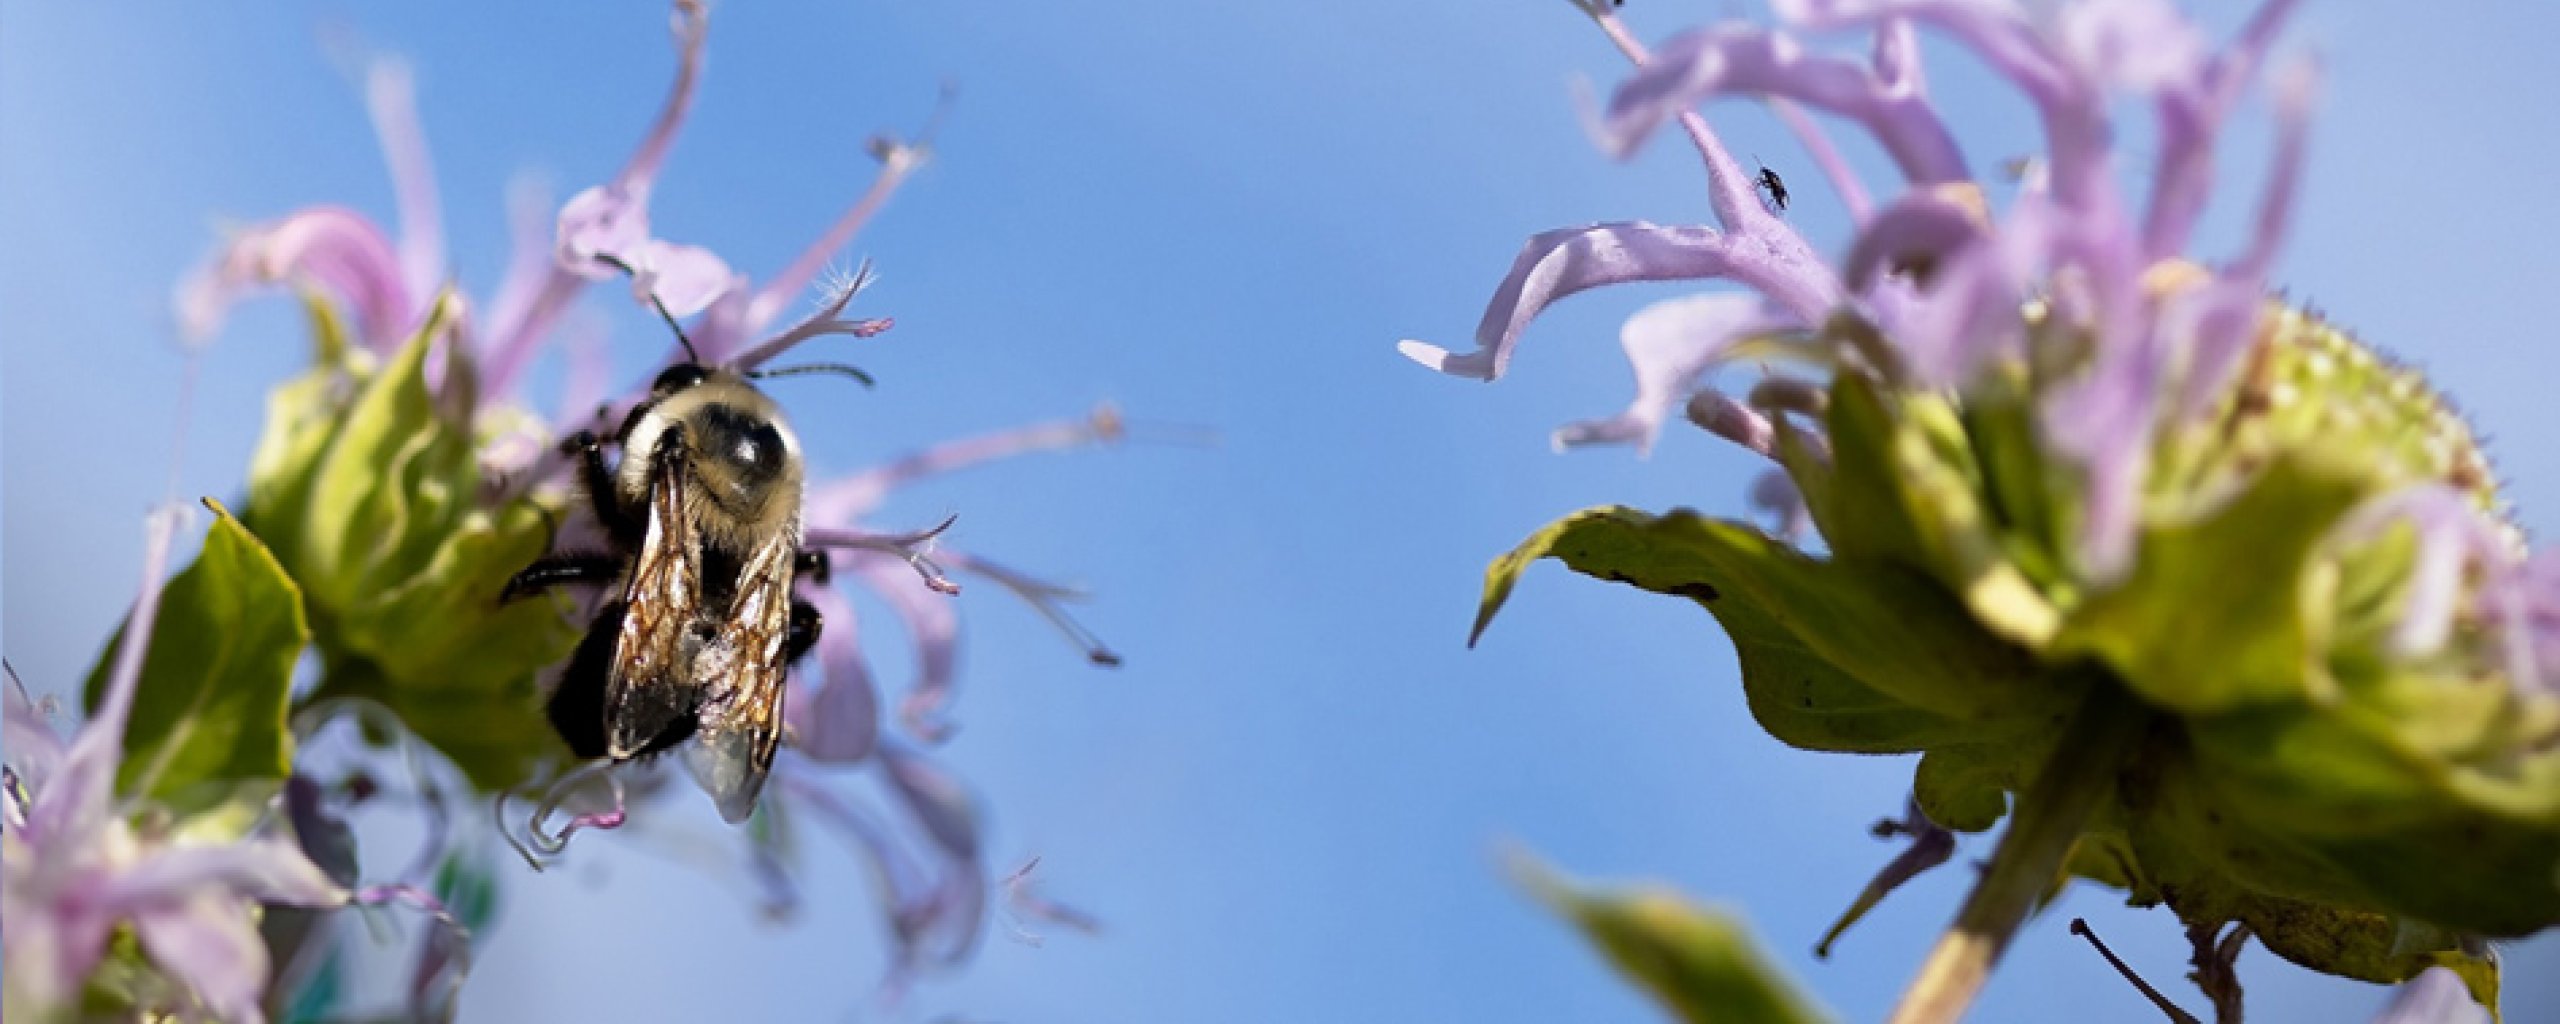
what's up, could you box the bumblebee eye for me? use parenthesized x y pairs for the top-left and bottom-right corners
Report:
(653, 363), (711, 395)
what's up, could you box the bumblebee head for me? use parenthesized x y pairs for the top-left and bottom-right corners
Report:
(666, 370), (801, 512)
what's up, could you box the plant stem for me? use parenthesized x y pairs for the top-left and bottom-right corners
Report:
(1885, 683), (2148, 1024)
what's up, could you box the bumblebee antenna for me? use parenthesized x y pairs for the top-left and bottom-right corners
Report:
(749, 362), (876, 387)
(593, 252), (705, 365)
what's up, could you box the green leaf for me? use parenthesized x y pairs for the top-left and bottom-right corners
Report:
(84, 499), (308, 809)
(2167, 887), (2501, 1021)
(1804, 374), (1932, 567)
(1473, 507), (2061, 748)
(2053, 454), (2369, 712)
(1513, 856), (1836, 1024)
(2106, 740), (2519, 1016)
(1959, 371), (2072, 596)
(1915, 741), (2035, 833)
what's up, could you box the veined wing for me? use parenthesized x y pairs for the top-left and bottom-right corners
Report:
(604, 438), (707, 760)
(684, 523), (797, 823)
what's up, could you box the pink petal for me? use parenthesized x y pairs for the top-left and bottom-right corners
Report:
(546, 0), (708, 283)
(1, 885), (117, 1014)
(2373, 966), (2491, 1024)
(1399, 222), (1739, 382)
(2336, 486), (2517, 659)
(1882, 240), (2020, 388)
(1844, 190), (2044, 388)
(1776, 0), (2077, 116)
(877, 749), (991, 974)
(789, 584), (882, 765)
(1684, 390), (1777, 458)
(2232, 57), (2318, 285)
(1777, 0), (2126, 217)
(480, 173), (570, 393)
(1749, 468), (1813, 540)
(2042, 328), (2165, 582)
(879, 745), (980, 862)
(2056, 0), (2204, 94)
(940, 551), (1120, 667)
(98, 838), (350, 913)
(2140, 0), (2305, 259)
(133, 892), (274, 1024)
(1839, 188), (1987, 291)
(364, 58), (445, 307)
(622, 0), (707, 203)
(627, 239), (735, 318)
(725, 263), (890, 371)
(1553, 292), (1774, 454)
(1602, 23), (1968, 185)
(2164, 278), (2267, 421)
(746, 137), (929, 332)
(852, 553), (961, 743)
(32, 509), (181, 848)
(895, 859), (988, 973)
(176, 207), (414, 351)
(2169, 61), (2311, 418)
(553, 183), (652, 281)
(4, 674), (66, 801)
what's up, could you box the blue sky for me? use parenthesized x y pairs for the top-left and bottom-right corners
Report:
(7, 2), (2559, 1021)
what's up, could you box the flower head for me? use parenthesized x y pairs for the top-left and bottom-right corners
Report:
(1426, 0), (2554, 1010)
(4, 510), (348, 1023)
(175, 1), (1122, 1000)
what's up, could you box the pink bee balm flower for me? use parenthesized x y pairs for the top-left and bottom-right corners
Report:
(3, 510), (347, 1024)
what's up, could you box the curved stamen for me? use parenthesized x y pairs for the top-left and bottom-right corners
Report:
(809, 517), (965, 595)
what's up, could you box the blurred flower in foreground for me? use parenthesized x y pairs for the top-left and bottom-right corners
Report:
(167, 0), (1122, 1005)
(1411, 0), (2553, 1020)
(4, 508), (458, 1023)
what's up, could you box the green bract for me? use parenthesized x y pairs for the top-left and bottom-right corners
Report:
(1475, 306), (2552, 1004)
(1513, 856), (1835, 1024)
(82, 502), (306, 815)
(241, 293), (581, 791)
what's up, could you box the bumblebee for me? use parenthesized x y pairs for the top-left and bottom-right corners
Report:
(503, 360), (830, 823)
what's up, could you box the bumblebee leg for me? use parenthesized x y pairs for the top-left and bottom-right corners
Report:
(500, 552), (622, 603)
(787, 599), (823, 664)
(794, 549), (833, 587)
(546, 604), (625, 760)
(562, 429), (638, 541)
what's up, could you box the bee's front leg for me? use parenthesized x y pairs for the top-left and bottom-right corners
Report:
(500, 552), (622, 603)
(562, 429), (639, 542)
(794, 548), (832, 587)
(787, 599), (823, 664)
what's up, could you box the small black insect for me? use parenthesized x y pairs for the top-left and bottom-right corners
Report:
(1754, 161), (1790, 214)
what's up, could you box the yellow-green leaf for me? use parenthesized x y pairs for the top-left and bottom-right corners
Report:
(1473, 506), (2061, 745)
(1514, 856), (1836, 1024)
(84, 499), (308, 809)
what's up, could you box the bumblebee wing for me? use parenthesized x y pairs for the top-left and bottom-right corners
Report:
(683, 527), (797, 823)
(604, 440), (706, 760)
